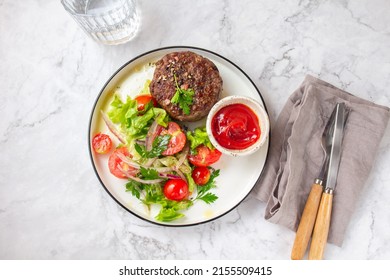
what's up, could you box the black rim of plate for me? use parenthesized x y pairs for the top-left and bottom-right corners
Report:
(88, 46), (271, 227)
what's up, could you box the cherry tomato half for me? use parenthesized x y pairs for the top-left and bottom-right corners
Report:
(188, 145), (222, 167)
(108, 147), (137, 179)
(135, 95), (157, 111)
(192, 166), (211, 186)
(92, 133), (112, 154)
(163, 179), (189, 201)
(160, 122), (186, 156)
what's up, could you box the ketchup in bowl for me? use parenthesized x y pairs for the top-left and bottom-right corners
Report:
(211, 103), (261, 150)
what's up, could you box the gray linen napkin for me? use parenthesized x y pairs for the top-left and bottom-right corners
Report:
(253, 75), (390, 246)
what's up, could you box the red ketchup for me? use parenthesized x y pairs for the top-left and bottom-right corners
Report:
(211, 103), (261, 150)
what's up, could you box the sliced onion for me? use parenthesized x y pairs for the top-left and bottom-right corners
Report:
(176, 143), (189, 168)
(158, 173), (181, 180)
(143, 158), (156, 167)
(172, 144), (189, 179)
(155, 166), (172, 173)
(117, 152), (141, 169)
(117, 152), (173, 173)
(175, 169), (186, 181)
(118, 165), (164, 184)
(100, 110), (126, 144)
(145, 118), (163, 151)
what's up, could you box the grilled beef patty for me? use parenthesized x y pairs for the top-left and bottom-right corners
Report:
(149, 51), (223, 122)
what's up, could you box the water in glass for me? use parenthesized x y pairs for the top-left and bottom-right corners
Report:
(62, 0), (141, 45)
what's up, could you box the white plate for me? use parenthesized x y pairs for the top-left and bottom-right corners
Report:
(89, 46), (270, 226)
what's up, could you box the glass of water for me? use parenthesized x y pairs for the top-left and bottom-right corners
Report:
(61, 0), (141, 45)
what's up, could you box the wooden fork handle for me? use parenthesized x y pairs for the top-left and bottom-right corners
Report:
(291, 182), (323, 260)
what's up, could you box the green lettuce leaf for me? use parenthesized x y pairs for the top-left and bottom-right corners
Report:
(155, 200), (193, 222)
(186, 127), (214, 151)
(107, 95), (169, 141)
(108, 95), (137, 125)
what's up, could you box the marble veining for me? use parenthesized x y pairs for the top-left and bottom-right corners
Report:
(0, 0), (389, 259)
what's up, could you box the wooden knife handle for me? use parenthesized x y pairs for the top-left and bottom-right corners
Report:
(291, 183), (323, 260)
(308, 189), (333, 260)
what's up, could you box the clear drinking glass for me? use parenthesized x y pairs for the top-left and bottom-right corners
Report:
(61, 0), (141, 45)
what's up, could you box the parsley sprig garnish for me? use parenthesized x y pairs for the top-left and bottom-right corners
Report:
(195, 168), (220, 204)
(135, 135), (171, 158)
(171, 74), (195, 115)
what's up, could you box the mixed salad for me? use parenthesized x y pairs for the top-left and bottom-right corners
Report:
(92, 81), (222, 222)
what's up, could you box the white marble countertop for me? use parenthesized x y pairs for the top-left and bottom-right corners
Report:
(1, 0), (390, 260)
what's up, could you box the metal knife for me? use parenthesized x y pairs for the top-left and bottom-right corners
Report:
(291, 103), (339, 260)
(309, 102), (348, 260)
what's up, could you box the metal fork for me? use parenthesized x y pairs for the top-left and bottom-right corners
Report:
(291, 106), (338, 260)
